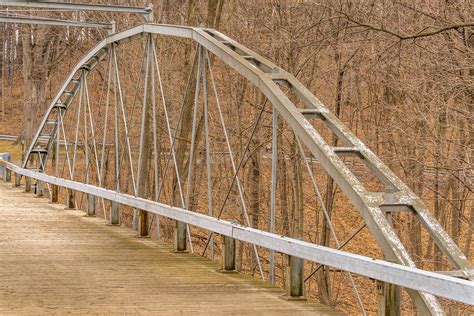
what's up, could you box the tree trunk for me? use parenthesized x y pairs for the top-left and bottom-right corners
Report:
(248, 138), (260, 274)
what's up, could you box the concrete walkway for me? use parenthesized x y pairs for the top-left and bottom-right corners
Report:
(0, 181), (344, 315)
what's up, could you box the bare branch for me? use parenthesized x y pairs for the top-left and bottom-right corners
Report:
(343, 14), (474, 40)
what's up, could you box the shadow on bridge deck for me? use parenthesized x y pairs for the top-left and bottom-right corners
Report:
(0, 181), (344, 315)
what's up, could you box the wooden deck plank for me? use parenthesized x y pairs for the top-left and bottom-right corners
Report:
(0, 181), (345, 315)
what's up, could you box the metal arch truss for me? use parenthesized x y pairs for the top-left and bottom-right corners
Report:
(19, 24), (473, 314)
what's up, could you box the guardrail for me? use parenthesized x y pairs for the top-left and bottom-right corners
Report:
(0, 158), (472, 305)
(0, 153), (11, 181)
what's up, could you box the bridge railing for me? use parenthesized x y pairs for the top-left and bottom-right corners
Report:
(1, 158), (472, 306)
(0, 153), (11, 181)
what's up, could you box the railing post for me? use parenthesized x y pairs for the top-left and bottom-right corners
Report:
(378, 212), (400, 315)
(377, 280), (400, 316)
(0, 152), (11, 181)
(25, 177), (32, 192)
(285, 255), (305, 299)
(14, 173), (21, 187)
(36, 181), (43, 197)
(174, 221), (187, 252)
(221, 235), (236, 272)
(138, 210), (148, 237)
(66, 188), (75, 209)
(51, 184), (58, 203)
(87, 194), (96, 216)
(5, 168), (11, 182)
(110, 201), (119, 225)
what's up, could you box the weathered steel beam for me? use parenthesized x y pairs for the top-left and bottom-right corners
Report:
(0, 1), (152, 18)
(0, 15), (113, 30)
(2, 160), (472, 306)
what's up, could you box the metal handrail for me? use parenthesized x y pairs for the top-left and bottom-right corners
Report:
(1, 159), (472, 305)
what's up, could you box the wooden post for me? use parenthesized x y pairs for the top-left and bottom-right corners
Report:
(87, 194), (96, 216)
(51, 184), (58, 203)
(110, 201), (119, 225)
(174, 221), (187, 252)
(377, 212), (400, 315)
(221, 235), (236, 272)
(377, 280), (400, 316)
(285, 255), (305, 299)
(25, 177), (31, 192)
(376, 259), (401, 314)
(5, 168), (11, 182)
(14, 173), (21, 187)
(1, 153), (11, 181)
(138, 210), (148, 236)
(66, 188), (75, 209)
(36, 181), (43, 197)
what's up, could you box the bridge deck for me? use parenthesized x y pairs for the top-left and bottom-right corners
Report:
(0, 181), (344, 315)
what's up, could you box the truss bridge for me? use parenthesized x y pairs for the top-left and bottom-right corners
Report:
(0, 23), (472, 315)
